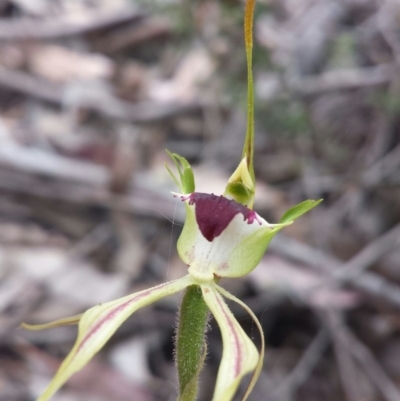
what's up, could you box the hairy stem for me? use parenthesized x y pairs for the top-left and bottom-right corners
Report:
(176, 285), (209, 401)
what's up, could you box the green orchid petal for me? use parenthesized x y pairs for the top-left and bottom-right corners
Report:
(34, 275), (194, 401)
(279, 199), (323, 224)
(176, 193), (291, 281)
(22, 314), (83, 331)
(201, 283), (258, 401)
(166, 150), (195, 194)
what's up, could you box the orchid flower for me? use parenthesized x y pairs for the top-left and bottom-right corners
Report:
(23, 152), (319, 401)
(22, 2), (321, 401)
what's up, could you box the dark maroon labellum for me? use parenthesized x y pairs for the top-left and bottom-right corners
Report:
(188, 192), (258, 242)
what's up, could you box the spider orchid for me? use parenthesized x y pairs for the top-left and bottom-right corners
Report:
(22, 1), (321, 400)
(23, 153), (320, 401)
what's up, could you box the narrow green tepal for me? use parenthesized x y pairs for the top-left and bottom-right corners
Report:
(279, 199), (323, 224)
(166, 150), (195, 194)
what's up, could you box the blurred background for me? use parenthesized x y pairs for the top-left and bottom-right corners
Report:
(1, 0), (400, 400)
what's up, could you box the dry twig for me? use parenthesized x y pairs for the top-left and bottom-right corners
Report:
(273, 328), (330, 400)
(323, 310), (400, 401)
(324, 311), (366, 401)
(0, 8), (143, 39)
(0, 66), (203, 123)
(270, 233), (400, 308)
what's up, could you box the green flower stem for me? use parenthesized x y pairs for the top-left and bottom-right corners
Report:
(243, 0), (256, 183)
(176, 285), (209, 401)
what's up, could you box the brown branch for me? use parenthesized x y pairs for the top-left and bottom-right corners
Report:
(270, 233), (400, 308)
(0, 8), (143, 39)
(0, 65), (203, 123)
(289, 63), (396, 96)
(335, 223), (400, 278)
(342, 326), (400, 401)
(323, 310), (400, 401)
(273, 328), (330, 399)
(97, 17), (171, 54)
(324, 311), (363, 401)
(0, 65), (63, 103)
(362, 142), (400, 187)
(0, 167), (183, 221)
(258, 64), (396, 101)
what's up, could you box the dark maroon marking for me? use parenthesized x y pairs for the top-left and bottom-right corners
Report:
(215, 293), (242, 376)
(188, 193), (258, 242)
(77, 282), (169, 353)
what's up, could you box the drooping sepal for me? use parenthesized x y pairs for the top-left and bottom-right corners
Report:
(216, 285), (264, 401)
(201, 283), (258, 401)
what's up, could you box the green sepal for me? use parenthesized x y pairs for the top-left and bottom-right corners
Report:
(201, 283), (259, 401)
(166, 150), (195, 194)
(279, 199), (323, 224)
